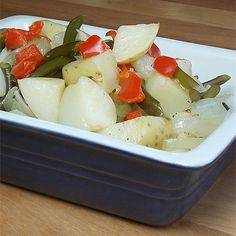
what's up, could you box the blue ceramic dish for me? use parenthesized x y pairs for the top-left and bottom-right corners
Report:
(0, 15), (236, 226)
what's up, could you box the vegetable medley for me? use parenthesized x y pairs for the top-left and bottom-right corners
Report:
(0, 16), (232, 151)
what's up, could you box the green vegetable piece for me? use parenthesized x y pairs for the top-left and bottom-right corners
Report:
(63, 16), (83, 44)
(0, 28), (6, 52)
(189, 89), (201, 102)
(30, 56), (74, 77)
(138, 86), (163, 116)
(174, 66), (199, 90)
(105, 39), (114, 49)
(44, 41), (82, 62)
(0, 62), (16, 103)
(203, 74), (231, 87)
(222, 102), (230, 111)
(202, 84), (221, 98)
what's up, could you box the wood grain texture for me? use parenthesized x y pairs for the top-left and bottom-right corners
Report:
(1, 0), (236, 49)
(0, 0), (236, 235)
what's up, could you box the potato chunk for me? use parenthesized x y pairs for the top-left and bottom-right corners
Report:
(63, 50), (118, 93)
(18, 77), (65, 122)
(59, 76), (117, 131)
(99, 116), (170, 149)
(113, 23), (160, 64)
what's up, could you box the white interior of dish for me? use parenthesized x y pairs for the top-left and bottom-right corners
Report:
(0, 15), (235, 168)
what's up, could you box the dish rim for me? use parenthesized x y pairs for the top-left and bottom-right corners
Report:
(0, 15), (236, 168)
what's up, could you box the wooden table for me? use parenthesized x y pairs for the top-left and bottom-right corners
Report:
(1, 0), (236, 235)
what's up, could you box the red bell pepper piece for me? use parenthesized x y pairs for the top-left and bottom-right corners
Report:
(79, 35), (109, 58)
(28, 21), (43, 34)
(11, 44), (44, 79)
(118, 64), (133, 81)
(105, 30), (117, 40)
(148, 43), (161, 58)
(3, 21), (43, 50)
(124, 110), (142, 121)
(118, 71), (145, 103)
(152, 55), (177, 78)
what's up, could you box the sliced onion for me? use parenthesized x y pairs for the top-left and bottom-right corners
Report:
(3, 87), (35, 117)
(51, 31), (65, 48)
(0, 69), (6, 97)
(162, 136), (204, 152)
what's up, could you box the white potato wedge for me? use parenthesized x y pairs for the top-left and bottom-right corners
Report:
(99, 116), (170, 149)
(63, 50), (118, 93)
(113, 23), (160, 64)
(18, 77), (65, 122)
(41, 20), (66, 40)
(59, 76), (116, 131)
(145, 71), (191, 117)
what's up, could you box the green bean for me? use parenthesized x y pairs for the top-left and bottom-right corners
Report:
(202, 85), (220, 98)
(222, 102), (230, 111)
(174, 66), (199, 90)
(30, 56), (74, 77)
(203, 74), (230, 87)
(138, 86), (163, 116)
(63, 16), (83, 44)
(189, 89), (201, 102)
(105, 39), (114, 49)
(0, 62), (16, 103)
(0, 28), (6, 52)
(44, 41), (82, 62)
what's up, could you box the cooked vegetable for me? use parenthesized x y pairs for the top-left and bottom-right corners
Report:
(105, 30), (117, 40)
(113, 23), (160, 64)
(41, 20), (66, 41)
(59, 76), (116, 131)
(18, 77), (65, 122)
(11, 44), (44, 79)
(145, 71), (191, 117)
(2, 21), (43, 50)
(124, 110), (142, 121)
(203, 74), (231, 87)
(0, 17), (232, 152)
(0, 62), (15, 101)
(79, 35), (109, 58)
(138, 86), (163, 116)
(174, 66), (199, 90)
(63, 50), (118, 93)
(0, 29), (5, 52)
(99, 116), (170, 149)
(30, 56), (73, 77)
(118, 71), (145, 103)
(131, 54), (155, 80)
(152, 56), (177, 78)
(63, 15), (83, 44)
(3, 86), (35, 116)
(147, 43), (161, 58)
(44, 41), (81, 61)
(162, 136), (203, 152)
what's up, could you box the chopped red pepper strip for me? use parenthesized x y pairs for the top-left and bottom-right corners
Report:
(79, 35), (109, 58)
(148, 43), (161, 58)
(105, 30), (117, 41)
(124, 110), (142, 121)
(3, 29), (28, 50)
(3, 21), (43, 50)
(118, 71), (145, 103)
(28, 21), (43, 34)
(118, 64), (133, 81)
(152, 55), (177, 78)
(11, 44), (44, 79)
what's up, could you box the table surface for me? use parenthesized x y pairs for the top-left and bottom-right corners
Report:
(1, 0), (236, 235)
